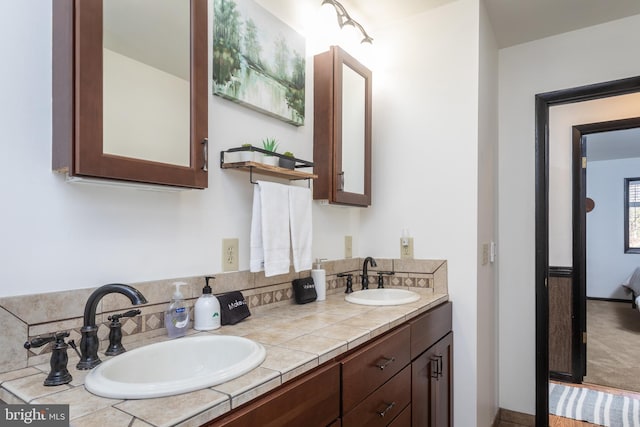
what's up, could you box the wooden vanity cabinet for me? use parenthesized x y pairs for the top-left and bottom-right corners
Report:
(205, 362), (340, 427)
(203, 302), (452, 427)
(410, 302), (453, 427)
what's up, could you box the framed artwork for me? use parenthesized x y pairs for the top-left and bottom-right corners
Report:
(213, 0), (305, 126)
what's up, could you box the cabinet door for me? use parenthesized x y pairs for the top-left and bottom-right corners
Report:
(207, 363), (340, 427)
(313, 46), (372, 206)
(411, 332), (453, 427)
(433, 332), (453, 427)
(411, 346), (437, 426)
(52, 0), (208, 189)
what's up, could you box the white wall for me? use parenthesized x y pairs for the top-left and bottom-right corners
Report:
(499, 14), (640, 414)
(359, 0), (482, 425)
(548, 94), (640, 267)
(0, 1), (365, 298)
(1, 3), (493, 424)
(587, 157), (640, 299)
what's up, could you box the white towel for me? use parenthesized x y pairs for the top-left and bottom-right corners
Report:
(249, 185), (264, 273)
(249, 181), (291, 277)
(289, 186), (312, 272)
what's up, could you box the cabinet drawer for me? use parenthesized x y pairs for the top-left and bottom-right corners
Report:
(388, 404), (411, 427)
(343, 366), (411, 427)
(341, 325), (410, 413)
(410, 301), (452, 359)
(207, 362), (340, 427)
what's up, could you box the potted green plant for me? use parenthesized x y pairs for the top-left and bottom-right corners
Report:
(261, 138), (279, 166)
(279, 151), (295, 169)
(239, 143), (254, 162)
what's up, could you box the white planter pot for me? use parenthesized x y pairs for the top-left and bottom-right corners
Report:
(239, 151), (254, 162)
(262, 155), (279, 166)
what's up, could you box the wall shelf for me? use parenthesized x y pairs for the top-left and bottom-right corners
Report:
(220, 147), (317, 184)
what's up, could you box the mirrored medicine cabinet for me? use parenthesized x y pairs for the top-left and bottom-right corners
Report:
(52, 0), (208, 189)
(313, 46), (372, 207)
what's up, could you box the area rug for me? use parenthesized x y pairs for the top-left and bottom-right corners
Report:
(550, 382), (640, 426)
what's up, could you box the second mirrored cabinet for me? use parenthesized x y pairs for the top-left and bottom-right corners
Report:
(313, 46), (372, 207)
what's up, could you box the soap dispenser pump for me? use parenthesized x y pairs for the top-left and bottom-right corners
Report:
(311, 258), (327, 301)
(164, 282), (189, 339)
(194, 276), (221, 331)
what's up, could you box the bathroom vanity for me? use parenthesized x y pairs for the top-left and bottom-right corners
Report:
(206, 301), (452, 427)
(0, 288), (450, 427)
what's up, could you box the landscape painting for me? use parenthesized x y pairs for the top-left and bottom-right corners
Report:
(213, 0), (305, 126)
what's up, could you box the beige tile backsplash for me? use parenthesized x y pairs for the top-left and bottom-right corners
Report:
(0, 258), (446, 374)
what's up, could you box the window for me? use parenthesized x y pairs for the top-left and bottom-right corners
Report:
(625, 177), (640, 253)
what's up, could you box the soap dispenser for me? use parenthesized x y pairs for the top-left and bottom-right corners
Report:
(164, 282), (189, 339)
(194, 276), (221, 331)
(311, 258), (327, 301)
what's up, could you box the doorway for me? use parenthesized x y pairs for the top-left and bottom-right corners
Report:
(534, 76), (640, 427)
(579, 122), (640, 392)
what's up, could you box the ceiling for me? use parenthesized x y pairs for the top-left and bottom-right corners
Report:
(587, 129), (640, 162)
(346, 0), (640, 48)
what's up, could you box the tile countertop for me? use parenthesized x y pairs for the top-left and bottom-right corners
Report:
(0, 288), (448, 427)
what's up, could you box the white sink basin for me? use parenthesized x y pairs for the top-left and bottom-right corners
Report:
(345, 288), (421, 306)
(85, 335), (266, 399)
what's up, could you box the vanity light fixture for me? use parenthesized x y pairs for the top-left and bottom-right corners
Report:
(321, 0), (373, 44)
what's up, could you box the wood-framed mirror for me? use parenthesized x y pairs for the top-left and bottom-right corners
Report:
(314, 45), (372, 206)
(52, 0), (208, 189)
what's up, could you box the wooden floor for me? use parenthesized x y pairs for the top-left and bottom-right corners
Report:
(549, 414), (597, 426)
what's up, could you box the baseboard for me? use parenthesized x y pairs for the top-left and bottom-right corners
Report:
(587, 296), (631, 303)
(494, 408), (535, 427)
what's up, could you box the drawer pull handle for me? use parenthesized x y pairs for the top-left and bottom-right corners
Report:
(436, 354), (443, 377)
(377, 401), (396, 418)
(375, 356), (395, 370)
(430, 357), (439, 379)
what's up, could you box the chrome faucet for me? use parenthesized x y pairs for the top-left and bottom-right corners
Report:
(76, 284), (147, 370)
(361, 257), (377, 290)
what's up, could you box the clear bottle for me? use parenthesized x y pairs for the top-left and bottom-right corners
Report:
(194, 276), (221, 331)
(165, 282), (189, 338)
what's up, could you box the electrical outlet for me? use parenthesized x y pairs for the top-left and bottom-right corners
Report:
(400, 237), (414, 260)
(222, 238), (239, 272)
(345, 235), (353, 258)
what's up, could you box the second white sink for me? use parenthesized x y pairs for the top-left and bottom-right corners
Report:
(345, 288), (421, 306)
(85, 334), (266, 399)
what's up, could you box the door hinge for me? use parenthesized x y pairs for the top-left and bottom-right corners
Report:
(582, 157), (587, 169)
(583, 331), (587, 344)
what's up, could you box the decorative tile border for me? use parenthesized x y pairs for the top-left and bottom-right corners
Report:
(0, 258), (447, 373)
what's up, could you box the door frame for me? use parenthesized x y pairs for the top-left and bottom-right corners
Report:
(535, 75), (640, 426)
(571, 117), (640, 379)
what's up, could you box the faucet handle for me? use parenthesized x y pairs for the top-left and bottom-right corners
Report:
(337, 273), (354, 293)
(24, 332), (73, 386)
(105, 310), (140, 357)
(24, 331), (70, 349)
(377, 271), (395, 288)
(108, 309), (141, 323)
